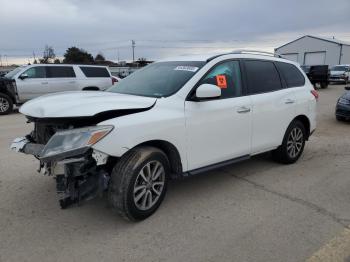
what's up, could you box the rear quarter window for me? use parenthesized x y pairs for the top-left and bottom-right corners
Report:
(276, 62), (305, 88)
(80, 67), (110, 77)
(47, 66), (76, 78)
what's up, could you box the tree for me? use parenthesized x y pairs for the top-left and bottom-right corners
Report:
(40, 45), (55, 63)
(95, 53), (105, 62)
(63, 47), (94, 64)
(33, 59), (38, 64)
(54, 58), (61, 64)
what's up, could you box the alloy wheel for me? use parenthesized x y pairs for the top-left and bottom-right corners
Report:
(133, 160), (165, 211)
(0, 97), (10, 113)
(287, 127), (304, 158)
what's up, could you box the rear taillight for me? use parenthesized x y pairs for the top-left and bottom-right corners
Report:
(311, 90), (319, 100)
(112, 77), (118, 85)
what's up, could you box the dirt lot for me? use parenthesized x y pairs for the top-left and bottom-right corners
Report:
(1, 85), (350, 262)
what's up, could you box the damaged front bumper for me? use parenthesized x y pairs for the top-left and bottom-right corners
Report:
(10, 133), (111, 209)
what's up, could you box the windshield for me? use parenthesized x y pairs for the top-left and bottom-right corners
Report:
(107, 61), (205, 97)
(330, 66), (349, 72)
(4, 66), (25, 79)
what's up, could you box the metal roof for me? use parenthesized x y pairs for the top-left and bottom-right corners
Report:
(275, 35), (350, 50)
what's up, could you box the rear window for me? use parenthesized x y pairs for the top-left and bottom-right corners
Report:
(244, 60), (282, 94)
(47, 66), (76, 78)
(80, 67), (110, 77)
(276, 62), (305, 88)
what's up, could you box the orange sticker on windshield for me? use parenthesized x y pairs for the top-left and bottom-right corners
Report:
(216, 75), (227, 89)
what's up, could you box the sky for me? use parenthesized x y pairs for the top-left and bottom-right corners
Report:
(0, 0), (350, 65)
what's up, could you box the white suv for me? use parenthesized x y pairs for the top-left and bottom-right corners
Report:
(11, 51), (317, 221)
(1, 64), (114, 114)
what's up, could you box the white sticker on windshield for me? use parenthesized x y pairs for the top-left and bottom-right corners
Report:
(174, 66), (199, 72)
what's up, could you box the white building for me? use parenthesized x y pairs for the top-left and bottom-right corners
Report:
(275, 35), (350, 66)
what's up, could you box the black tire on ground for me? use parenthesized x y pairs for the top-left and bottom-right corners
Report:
(320, 82), (328, 89)
(272, 120), (307, 164)
(336, 115), (345, 122)
(0, 93), (13, 115)
(108, 146), (170, 221)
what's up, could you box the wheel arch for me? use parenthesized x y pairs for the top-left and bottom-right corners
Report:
(133, 140), (183, 178)
(293, 115), (311, 140)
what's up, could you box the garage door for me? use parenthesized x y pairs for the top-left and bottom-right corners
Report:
(282, 53), (298, 63)
(304, 52), (326, 65)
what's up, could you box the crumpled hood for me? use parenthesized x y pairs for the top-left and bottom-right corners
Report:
(20, 91), (157, 118)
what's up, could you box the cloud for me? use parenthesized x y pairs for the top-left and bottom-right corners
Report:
(1, 0), (349, 64)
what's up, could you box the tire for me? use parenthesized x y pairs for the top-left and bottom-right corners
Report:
(320, 82), (328, 89)
(336, 115), (345, 122)
(272, 120), (306, 164)
(0, 93), (13, 115)
(108, 146), (170, 221)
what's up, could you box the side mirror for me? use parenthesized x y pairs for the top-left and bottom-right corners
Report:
(19, 73), (28, 80)
(195, 84), (221, 99)
(345, 86), (350, 91)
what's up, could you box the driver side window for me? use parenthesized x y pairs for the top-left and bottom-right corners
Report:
(198, 60), (242, 99)
(21, 67), (46, 78)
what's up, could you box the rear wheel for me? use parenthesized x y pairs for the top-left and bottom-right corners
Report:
(272, 120), (306, 164)
(108, 146), (169, 221)
(320, 82), (328, 89)
(0, 93), (13, 115)
(336, 115), (345, 122)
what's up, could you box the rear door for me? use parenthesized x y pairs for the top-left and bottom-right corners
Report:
(185, 60), (252, 170)
(46, 66), (77, 93)
(243, 60), (296, 154)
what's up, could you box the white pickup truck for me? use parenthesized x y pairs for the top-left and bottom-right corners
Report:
(0, 64), (115, 114)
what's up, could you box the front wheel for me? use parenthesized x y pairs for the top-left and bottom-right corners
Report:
(108, 146), (169, 221)
(0, 93), (13, 115)
(272, 120), (306, 164)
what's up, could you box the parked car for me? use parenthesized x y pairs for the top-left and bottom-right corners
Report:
(329, 64), (350, 84)
(301, 65), (329, 89)
(10, 51), (317, 221)
(335, 86), (350, 121)
(0, 64), (114, 115)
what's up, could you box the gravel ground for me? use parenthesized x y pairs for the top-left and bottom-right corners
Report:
(1, 84), (350, 262)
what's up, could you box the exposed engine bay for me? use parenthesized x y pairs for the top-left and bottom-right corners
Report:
(11, 117), (115, 209)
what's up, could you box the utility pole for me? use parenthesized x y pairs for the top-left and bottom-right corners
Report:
(0, 55), (2, 67)
(33, 51), (36, 63)
(4, 55), (8, 66)
(131, 40), (135, 63)
(117, 48), (120, 63)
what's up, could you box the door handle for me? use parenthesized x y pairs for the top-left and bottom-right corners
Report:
(236, 106), (251, 113)
(69, 81), (76, 84)
(41, 82), (48, 85)
(284, 99), (295, 104)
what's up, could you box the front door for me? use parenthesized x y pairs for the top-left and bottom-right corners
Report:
(16, 66), (48, 101)
(185, 60), (252, 171)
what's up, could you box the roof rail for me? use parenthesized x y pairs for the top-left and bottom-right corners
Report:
(206, 49), (283, 62)
(230, 49), (283, 58)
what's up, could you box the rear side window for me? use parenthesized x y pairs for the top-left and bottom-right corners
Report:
(47, 66), (76, 78)
(244, 60), (282, 94)
(276, 62), (305, 87)
(80, 67), (110, 77)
